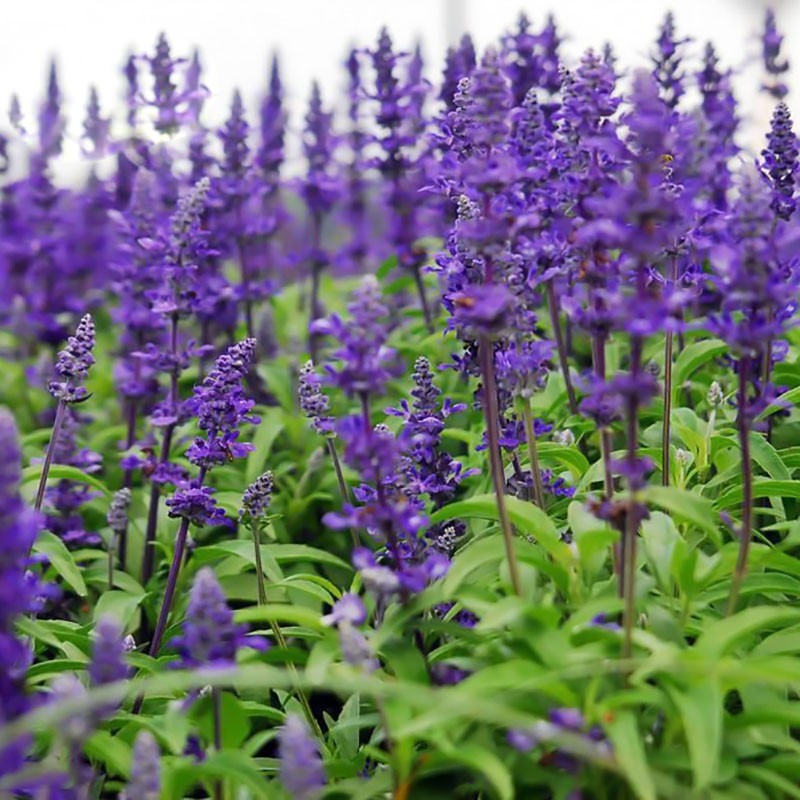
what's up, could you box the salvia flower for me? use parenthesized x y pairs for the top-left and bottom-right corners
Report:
(241, 471), (274, 520)
(762, 102), (798, 220)
(312, 277), (401, 398)
(123, 730), (161, 800)
(278, 714), (326, 800)
(172, 567), (264, 667)
(107, 488), (132, 535)
(298, 360), (335, 437)
(89, 616), (131, 686)
(762, 9), (789, 100)
(49, 314), (95, 403)
(651, 12), (689, 109)
(0, 409), (45, 779)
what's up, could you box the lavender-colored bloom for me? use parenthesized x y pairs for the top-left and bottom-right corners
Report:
(38, 60), (65, 159)
(441, 34), (476, 110)
(166, 483), (230, 528)
(256, 54), (286, 182)
(140, 33), (191, 134)
(81, 87), (111, 158)
(312, 276), (401, 398)
(89, 616), (130, 686)
(298, 360), (335, 437)
(172, 567), (263, 667)
(185, 338), (258, 468)
(241, 471), (273, 520)
(278, 714), (326, 800)
(123, 730), (161, 800)
(386, 356), (472, 505)
(108, 488), (132, 535)
(49, 314), (95, 403)
(321, 593), (367, 627)
(762, 9), (789, 100)
(762, 102), (798, 220)
(301, 82), (339, 223)
(651, 12), (688, 109)
(501, 13), (562, 106)
(338, 622), (379, 673)
(0, 409), (45, 779)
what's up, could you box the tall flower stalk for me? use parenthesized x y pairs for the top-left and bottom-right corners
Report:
(147, 338), (258, 658)
(34, 314), (95, 515)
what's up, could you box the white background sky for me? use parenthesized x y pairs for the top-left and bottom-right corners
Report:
(1, 0), (796, 170)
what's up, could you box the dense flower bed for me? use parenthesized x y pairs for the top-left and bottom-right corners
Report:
(1, 7), (800, 798)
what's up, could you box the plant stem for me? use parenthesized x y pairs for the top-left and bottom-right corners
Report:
(520, 398), (545, 509)
(726, 358), (753, 616)
(212, 688), (223, 800)
(250, 519), (268, 606)
(662, 255), (679, 487)
(326, 438), (358, 550)
(621, 337), (643, 661)
(591, 335), (614, 501)
(147, 513), (192, 659)
(546, 281), (578, 416)
(119, 395), (140, 570)
(107, 532), (116, 592)
(34, 399), (67, 513)
(478, 335), (522, 596)
(140, 425), (175, 585)
(662, 329), (674, 487)
(412, 262), (434, 334)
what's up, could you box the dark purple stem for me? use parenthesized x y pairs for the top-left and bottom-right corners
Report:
(546, 281), (578, 416)
(478, 334), (522, 596)
(34, 398), (67, 514)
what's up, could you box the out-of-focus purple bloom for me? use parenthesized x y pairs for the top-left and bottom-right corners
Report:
(38, 60), (65, 159)
(651, 12), (689, 109)
(762, 9), (789, 100)
(0, 409), (45, 780)
(501, 13), (562, 107)
(762, 102), (798, 220)
(123, 730), (161, 800)
(321, 593), (367, 627)
(441, 35), (476, 110)
(278, 714), (326, 800)
(338, 622), (379, 673)
(89, 617), (130, 686)
(139, 33), (193, 134)
(172, 567), (265, 667)
(313, 276), (402, 398)
(107, 488), (132, 536)
(81, 87), (111, 158)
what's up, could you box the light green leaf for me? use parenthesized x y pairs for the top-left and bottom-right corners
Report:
(34, 531), (88, 597)
(605, 711), (656, 800)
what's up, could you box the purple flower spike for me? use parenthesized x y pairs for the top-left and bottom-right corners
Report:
(123, 730), (161, 800)
(278, 714), (326, 800)
(321, 593), (367, 627)
(49, 314), (95, 403)
(762, 102), (798, 220)
(762, 9), (789, 100)
(298, 360), (335, 437)
(172, 567), (265, 667)
(241, 471), (274, 520)
(89, 617), (130, 686)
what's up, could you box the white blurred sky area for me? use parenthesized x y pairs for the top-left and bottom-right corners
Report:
(1, 0), (797, 176)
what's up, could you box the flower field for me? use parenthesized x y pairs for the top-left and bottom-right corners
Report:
(3, 7), (800, 799)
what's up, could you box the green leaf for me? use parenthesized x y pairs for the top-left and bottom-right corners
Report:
(673, 339), (727, 388)
(436, 741), (514, 800)
(666, 679), (723, 790)
(165, 750), (269, 797)
(21, 464), (111, 497)
(757, 385), (800, 421)
(34, 531), (88, 597)
(194, 693), (251, 749)
(195, 540), (350, 571)
(643, 485), (720, 544)
(695, 607), (800, 658)
(83, 730), (132, 777)
(605, 711), (656, 800)
(93, 590), (145, 629)
(431, 494), (568, 564)
(245, 406), (286, 484)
